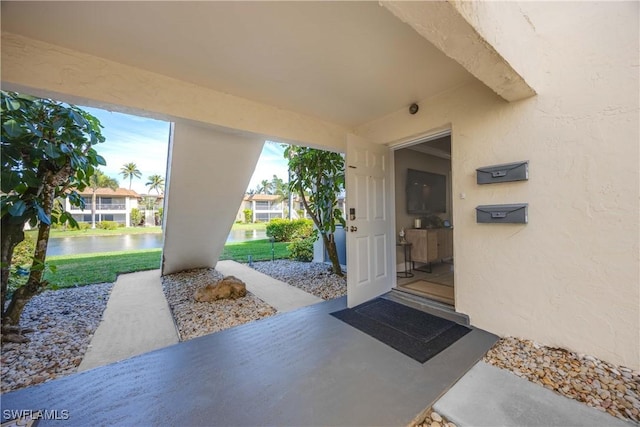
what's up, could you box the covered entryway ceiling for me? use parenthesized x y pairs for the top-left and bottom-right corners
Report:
(1, 1), (474, 128)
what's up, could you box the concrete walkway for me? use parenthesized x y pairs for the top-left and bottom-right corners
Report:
(216, 260), (323, 312)
(2, 297), (498, 426)
(68, 263), (631, 427)
(79, 261), (323, 371)
(434, 361), (635, 427)
(78, 270), (179, 371)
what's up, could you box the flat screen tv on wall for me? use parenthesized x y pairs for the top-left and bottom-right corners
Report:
(406, 168), (447, 214)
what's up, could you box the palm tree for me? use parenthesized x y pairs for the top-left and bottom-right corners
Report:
(120, 162), (142, 190)
(271, 174), (289, 200)
(89, 170), (119, 229)
(257, 179), (272, 194)
(146, 174), (165, 195)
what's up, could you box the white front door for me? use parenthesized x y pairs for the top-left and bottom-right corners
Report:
(346, 134), (393, 308)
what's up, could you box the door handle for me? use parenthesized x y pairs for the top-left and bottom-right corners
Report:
(350, 226), (358, 232)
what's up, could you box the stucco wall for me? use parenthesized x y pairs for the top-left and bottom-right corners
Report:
(381, 0), (535, 102)
(359, 2), (639, 369)
(0, 32), (349, 152)
(162, 121), (264, 274)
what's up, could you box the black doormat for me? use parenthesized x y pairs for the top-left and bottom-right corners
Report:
(330, 298), (471, 363)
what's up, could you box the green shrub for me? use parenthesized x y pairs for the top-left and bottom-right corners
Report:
(130, 208), (143, 226)
(266, 218), (314, 242)
(77, 222), (91, 230)
(156, 207), (164, 226)
(266, 218), (288, 241)
(294, 219), (314, 239)
(288, 237), (315, 262)
(243, 209), (252, 223)
(7, 234), (36, 296)
(97, 220), (119, 230)
(12, 233), (35, 270)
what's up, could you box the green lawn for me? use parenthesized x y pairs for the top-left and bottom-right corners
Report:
(42, 238), (289, 289)
(45, 249), (162, 288)
(219, 239), (289, 263)
(230, 222), (267, 231)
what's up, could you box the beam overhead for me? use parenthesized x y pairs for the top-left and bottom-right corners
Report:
(381, 0), (536, 102)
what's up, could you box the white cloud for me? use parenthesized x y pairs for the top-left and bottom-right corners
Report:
(247, 141), (290, 191)
(81, 107), (170, 194)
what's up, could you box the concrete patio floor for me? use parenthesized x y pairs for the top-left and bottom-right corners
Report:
(0, 296), (497, 427)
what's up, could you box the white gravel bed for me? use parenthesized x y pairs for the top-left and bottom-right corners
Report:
(483, 337), (640, 423)
(1, 283), (113, 394)
(250, 260), (346, 300)
(416, 337), (640, 426)
(161, 268), (276, 341)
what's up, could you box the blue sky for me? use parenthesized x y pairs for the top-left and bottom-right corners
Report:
(250, 141), (290, 191)
(81, 107), (289, 194)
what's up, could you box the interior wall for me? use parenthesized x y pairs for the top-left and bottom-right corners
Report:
(358, 2), (640, 369)
(393, 148), (452, 269)
(394, 148), (452, 233)
(162, 121), (264, 275)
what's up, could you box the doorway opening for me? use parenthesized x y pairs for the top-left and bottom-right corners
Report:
(392, 132), (454, 306)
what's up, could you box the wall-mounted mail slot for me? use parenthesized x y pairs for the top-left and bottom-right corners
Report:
(476, 161), (528, 184)
(476, 204), (528, 224)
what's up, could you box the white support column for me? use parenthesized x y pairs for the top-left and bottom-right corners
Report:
(125, 197), (131, 227)
(251, 200), (256, 223)
(162, 121), (264, 275)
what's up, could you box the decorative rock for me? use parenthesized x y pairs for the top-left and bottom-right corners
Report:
(163, 267), (276, 341)
(1, 334), (30, 344)
(1, 283), (113, 394)
(430, 411), (443, 422)
(483, 337), (640, 424)
(193, 275), (247, 302)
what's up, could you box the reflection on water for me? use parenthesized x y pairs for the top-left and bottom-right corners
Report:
(228, 229), (267, 242)
(48, 228), (268, 256)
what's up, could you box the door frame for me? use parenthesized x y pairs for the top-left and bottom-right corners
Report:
(387, 127), (454, 297)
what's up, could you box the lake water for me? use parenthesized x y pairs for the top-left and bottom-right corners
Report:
(47, 228), (268, 256)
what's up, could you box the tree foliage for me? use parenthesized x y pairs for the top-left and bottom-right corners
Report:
(120, 162), (141, 190)
(130, 207), (142, 226)
(285, 145), (345, 276)
(1, 91), (106, 327)
(146, 174), (164, 195)
(243, 208), (253, 223)
(253, 174), (289, 200)
(88, 169), (119, 229)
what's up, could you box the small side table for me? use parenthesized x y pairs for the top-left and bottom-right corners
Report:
(396, 242), (413, 278)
